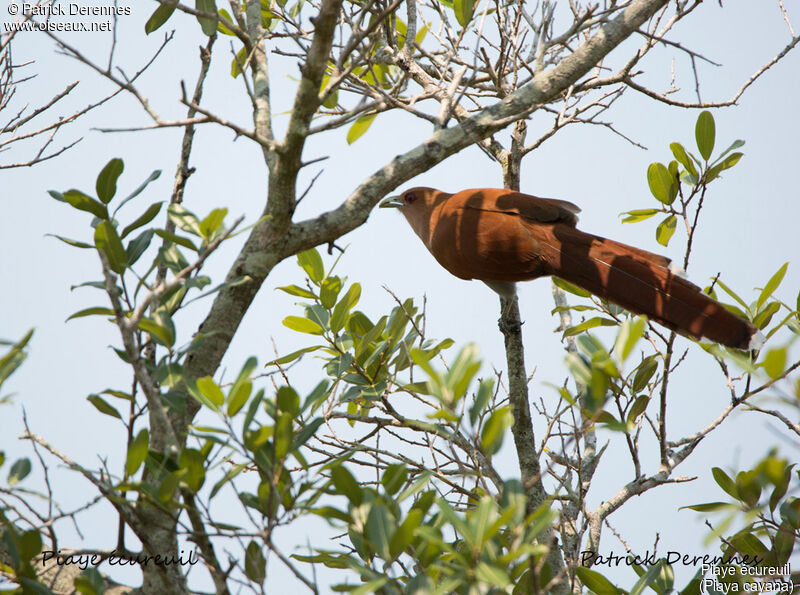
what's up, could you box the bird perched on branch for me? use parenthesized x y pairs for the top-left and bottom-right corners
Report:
(380, 187), (762, 350)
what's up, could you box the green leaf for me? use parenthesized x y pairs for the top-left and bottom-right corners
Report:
(244, 540), (266, 583)
(297, 249), (325, 284)
(66, 307), (115, 321)
(94, 221), (128, 274)
(196, 376), (225, 406)
(647, 163), (676, 205)
(277, 386), (300, 415)
(179, 448), (206, 492)
(126, 229), (154, 265)
(138, 314), (175, 348)
(96, 158), (124, 204)
(712, 467), (739, 499)
(168, 204), (203, 237)
(277, 284), (317, 299)
(669, 142), (698, 179)
(320, 276), (342, 309)
(757, 262), (788, 311)
(217, 8), (236, 35)
(282, 315), (324, 335)
(762, 347), (787, 379)
(46, 234), (93, 249)
(116, 169), (161, 212)
(564, 317), (618, 338)
(196, 0), (218, 36)
(145, 2), (176, 34)
(615, 317), (646, 362)
(227, 380), (252, 417)
(695, 110), (715, 161)
(8, 458), (31, 485)
(656, 215), (677, 246)
(381, 464), (408, 496)
(480, 406), (511, 455)
(575, 567), (620, 595)
(198, 208), (228, 240)
(330, 465), (362, 505)
(680, 502), (732, 512)
(87, 394), (122, 420)
(627, 395), (650, 424)
(121, 202), (163, 239)
(553, 276), (591, 298)
(453, 0), (476, 26)
(631, 357), (658, 393)
(231, 46), (248, 78)
(331, 283), (362, 334)
(154, 229), (198, 252)
(475, 563), (511, 588)
(63, 189), (109, 219)
(620, 209), (660, 224)
(346, 114), (377, 144)
(705, 152), (743, 182)
(366, 504), (394, 560)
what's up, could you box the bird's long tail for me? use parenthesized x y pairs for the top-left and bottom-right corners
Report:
(543, 226), (760, 350)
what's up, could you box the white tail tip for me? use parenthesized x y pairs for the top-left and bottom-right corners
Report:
(668, 262), (687, 278)
(748, 330), (766, 351)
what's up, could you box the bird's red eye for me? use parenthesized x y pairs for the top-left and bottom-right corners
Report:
(404, 192), (417, 204)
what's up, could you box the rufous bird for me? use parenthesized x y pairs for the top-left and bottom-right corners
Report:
(380, 187), (762, 350)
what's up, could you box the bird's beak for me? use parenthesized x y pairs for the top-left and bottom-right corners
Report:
(379, 195), (404, 209)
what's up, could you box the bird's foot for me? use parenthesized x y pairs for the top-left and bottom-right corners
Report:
(498, 315), (524, 334)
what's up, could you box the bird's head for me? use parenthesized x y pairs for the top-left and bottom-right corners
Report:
(379, 187), (446, 212)
(379, 187), (449, 246)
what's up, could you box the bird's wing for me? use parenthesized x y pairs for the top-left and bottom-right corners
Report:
(455, 189), (581, 226)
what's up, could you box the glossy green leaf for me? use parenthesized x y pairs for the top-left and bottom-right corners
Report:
(126, 229), (154, 265)
(168, 204), (203, 236)
(366, 504), (394, 560)
(564, 317), (617, 338)
(330, 465), (362, 505)
(217, 8), (236, 35)
(196, 376), (225, 406)
(297, 248), (325, 284)
(705, 152), (743, 182)
(763, 347), (787, 379)
(46, 234), (93, 249)
(346, 114), (377, 144)
(96, 158), (124, 204)
(656, 215), (677, 247)
(231, 46), (248, 78)
(320, 276), (342, 309)
(627, 395), (650, 424)
(453, 0), (476, 27)
(63, 189), (109, 219)
(154, 229), (198, 251)
(87, 394), (122, 420)
(712, 467), (739, 499)
(66, 307), (115, 321)
(124, 428), (149, 476)
(552, 276), (591, 297)
(121, 202), (163, 239)
(179, 448), (206, 492)
(282, 315), (324, 335)
(94, 221), (128, 274)
(647, 163), (676, 205)
(145, 2), (176, 33)
(631, 357), (658, 393)
(227, 380), (252, 417)
(381, 464), (408, 496)
(695, 110), (715, 161)
(8, 458), (31, 486)
(757, 262), (788, 311)
(620, 209), (660, 224)
(198, 208), (228, 240)
(669, 142), (698, 178)
(116, 169), (161, 212)
(138, 313), (175, 348)
(575, 567), (620, 595)
(196, 0), (217, 36)
(480, 405), (511, 455)
(277, 284), (317, 299)
(244, 541), (266, 583)
(615, 317), (646, 362)
(331, 282), (362, 333)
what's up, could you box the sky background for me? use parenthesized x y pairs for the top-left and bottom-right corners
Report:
(2, 1), (799, 592)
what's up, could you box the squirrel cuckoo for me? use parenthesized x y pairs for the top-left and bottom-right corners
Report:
(380, 187), (762, 350)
